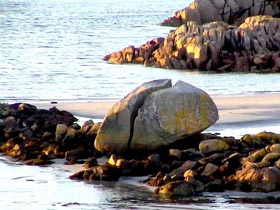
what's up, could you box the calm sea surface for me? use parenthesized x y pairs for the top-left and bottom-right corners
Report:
(1, 0), (280, 209)
(1, 0), (280, 102)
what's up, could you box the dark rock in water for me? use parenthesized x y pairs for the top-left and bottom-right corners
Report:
(70, 164), (121, 181)
(155, 178), (204, 196)
(65, 147), (86, 164)
(84, 157), (98, 169)
(23, 154), (53, 166)
(204, 178), (224, 192)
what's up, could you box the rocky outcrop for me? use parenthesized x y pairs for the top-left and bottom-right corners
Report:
(103, 16), (280, 72)
(73, 130), (280, 195)
(94, 80), (219, 154)
(0, 103), (102, 165)
(3, 102), (280, 195)
(160, 0), (280, 27)
(142, 132), (280, 195)
(225, 132), (280, 192)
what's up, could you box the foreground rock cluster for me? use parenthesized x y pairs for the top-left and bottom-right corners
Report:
(71, 130), (280, 195)
(1, 80), (280, 196)
(103, 0), (280, 72)
(0, 103), (102, 165)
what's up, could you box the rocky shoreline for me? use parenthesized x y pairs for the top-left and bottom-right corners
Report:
(1, 80), (280, 198)
(102, 0), (280, 72)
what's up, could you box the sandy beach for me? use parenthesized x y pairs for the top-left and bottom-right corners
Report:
(34, 94), (280, 122)
(32, 94), (280, 137)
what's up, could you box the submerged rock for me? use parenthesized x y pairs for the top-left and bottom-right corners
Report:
(155, 179), (204, 196)
(70, 164), (121, 181)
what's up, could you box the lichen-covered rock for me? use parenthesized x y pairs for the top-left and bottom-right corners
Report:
(199, 139), (230, 155)
(255, 131), (280, 144)
(94, 79), (172, 154)
(241, 131), (280, 148)
(269, 144), (280, 153)
(248, 148), (267, 163)
(131, 81), (219, 151)
(262, 152), (280, 165)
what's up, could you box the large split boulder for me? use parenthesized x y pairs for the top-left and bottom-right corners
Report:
(94, 80), (219, 154)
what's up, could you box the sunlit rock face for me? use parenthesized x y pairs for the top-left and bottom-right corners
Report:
(130, 81), (219, 151)
(103, 15), (280, 72)
(94, 80), (219, 154)
(160, 0), (280, 27)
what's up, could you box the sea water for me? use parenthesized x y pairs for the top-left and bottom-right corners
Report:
(1, 0), (280, 209)
(1, 0), (280, 102)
